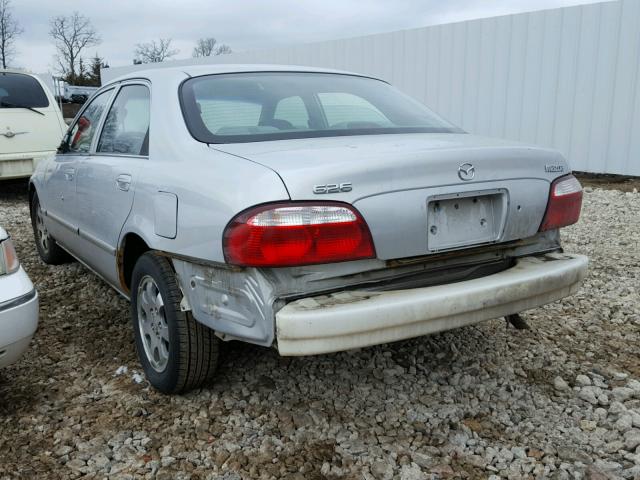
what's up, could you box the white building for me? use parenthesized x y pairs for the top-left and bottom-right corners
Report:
(103, 0), (640, 176)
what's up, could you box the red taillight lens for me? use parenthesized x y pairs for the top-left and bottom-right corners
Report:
(539, 175), (583, 231)
(223, 202), (376, 267)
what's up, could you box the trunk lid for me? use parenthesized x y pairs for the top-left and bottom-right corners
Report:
(0, 108), (65, 155)
(213, 133), (569, 260)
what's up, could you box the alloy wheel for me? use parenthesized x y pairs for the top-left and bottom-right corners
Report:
(136, 275), (170, 372)
(35, 204), (51, 254)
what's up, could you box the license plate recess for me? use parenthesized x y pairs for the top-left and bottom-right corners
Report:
(427, 189), (507, 252)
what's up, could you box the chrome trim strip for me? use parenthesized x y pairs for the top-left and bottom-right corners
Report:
(78, 229), (116, 256)
(45, 211), (116, 255)
(45, 210), (78, 234)
(0, 289), (37, 313)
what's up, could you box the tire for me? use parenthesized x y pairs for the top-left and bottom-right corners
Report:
(30, 193), (73, 265)
(130, 252), (219, 393)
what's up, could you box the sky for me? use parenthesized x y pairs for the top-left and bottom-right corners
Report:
(11, 0), (607, 74)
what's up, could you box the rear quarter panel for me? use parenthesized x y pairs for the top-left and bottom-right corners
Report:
(120, 73), (290, 264)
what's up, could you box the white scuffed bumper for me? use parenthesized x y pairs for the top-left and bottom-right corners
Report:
(276, 253), (588, 356)
(0, 151), (54, 179)
(0, 266), (39, 368)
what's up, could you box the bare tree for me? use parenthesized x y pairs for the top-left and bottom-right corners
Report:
(214, 44), (232, 55)
(192, 37), (232, 58)
(0, 0), (23, 69)
(49, 12), (100, 83)
(134, 38), (178, 63)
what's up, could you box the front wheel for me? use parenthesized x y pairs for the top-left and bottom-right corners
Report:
(30, 193), (72, 265)
(131, 252), (220, 393)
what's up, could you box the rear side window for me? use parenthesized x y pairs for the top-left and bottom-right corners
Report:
(98, 85), (150, 156)
(67, 89), (112, 154)
(0, 72), (49, 109)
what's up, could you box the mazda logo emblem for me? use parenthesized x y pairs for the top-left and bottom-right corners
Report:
(458, 163), (475, 181)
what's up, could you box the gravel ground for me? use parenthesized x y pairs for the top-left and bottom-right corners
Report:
(0, 182), (638, 480)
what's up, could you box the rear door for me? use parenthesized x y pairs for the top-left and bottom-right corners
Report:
(43, 88), (114, 251)
(74, 82), (151, 286)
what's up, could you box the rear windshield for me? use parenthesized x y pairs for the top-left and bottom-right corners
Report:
(0, 72), (49, 109)
(180, 72), (462, 144)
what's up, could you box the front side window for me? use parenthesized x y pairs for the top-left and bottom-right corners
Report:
(180, 72), (462, 144)
(98, 85), (150, 156)
(0, 72), (49, 109)
(66, 89), (112, 154)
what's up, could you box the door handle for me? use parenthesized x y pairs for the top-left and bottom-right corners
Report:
(63, 168), (75, 181)
(116, 174), (132, 191)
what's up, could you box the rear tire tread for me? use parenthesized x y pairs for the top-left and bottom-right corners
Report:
(133, 252), (219, 394)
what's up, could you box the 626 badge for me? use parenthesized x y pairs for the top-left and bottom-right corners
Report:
(313, 182), (353, 194)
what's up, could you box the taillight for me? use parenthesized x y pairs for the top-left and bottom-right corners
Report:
(539, 174), (583, 231)
(223, 202), (376, 267)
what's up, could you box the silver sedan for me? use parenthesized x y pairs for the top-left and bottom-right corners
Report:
(29, 65), (587, 393)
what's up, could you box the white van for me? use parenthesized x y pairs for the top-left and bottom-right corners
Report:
(0, 71), (66, 179)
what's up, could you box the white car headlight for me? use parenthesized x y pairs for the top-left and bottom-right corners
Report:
(0, 238), (20, 275)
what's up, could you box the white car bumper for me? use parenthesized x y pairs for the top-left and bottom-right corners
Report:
(276, 253), (588, 356)
(0, 266), (39, 368)
(0, 151), (54, 179)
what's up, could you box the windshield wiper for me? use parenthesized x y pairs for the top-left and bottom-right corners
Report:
(0, 101), (45, 116)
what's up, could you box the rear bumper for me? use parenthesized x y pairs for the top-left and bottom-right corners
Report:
(0, 267), (39, 368)
(0, 151), (54, 179)
(276, 253), (588, 356)
(0, 335), (35, 368)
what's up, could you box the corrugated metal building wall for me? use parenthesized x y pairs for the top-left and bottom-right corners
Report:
(103, 0), (640, 175)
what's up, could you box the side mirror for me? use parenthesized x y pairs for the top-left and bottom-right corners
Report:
(57, 135), (70, 154)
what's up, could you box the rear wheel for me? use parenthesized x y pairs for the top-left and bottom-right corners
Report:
(30, 194), (72, 265)
(131, 252), (219, 393)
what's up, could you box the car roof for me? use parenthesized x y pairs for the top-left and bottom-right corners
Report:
(107, 63), (382, 85)
(0, 69), (38, 77)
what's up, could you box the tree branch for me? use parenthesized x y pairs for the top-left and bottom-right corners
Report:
(49, 11), (100, 80)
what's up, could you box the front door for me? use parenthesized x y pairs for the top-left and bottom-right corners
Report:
(75, 83), (151, 287)
(43, 89), (114, 252)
